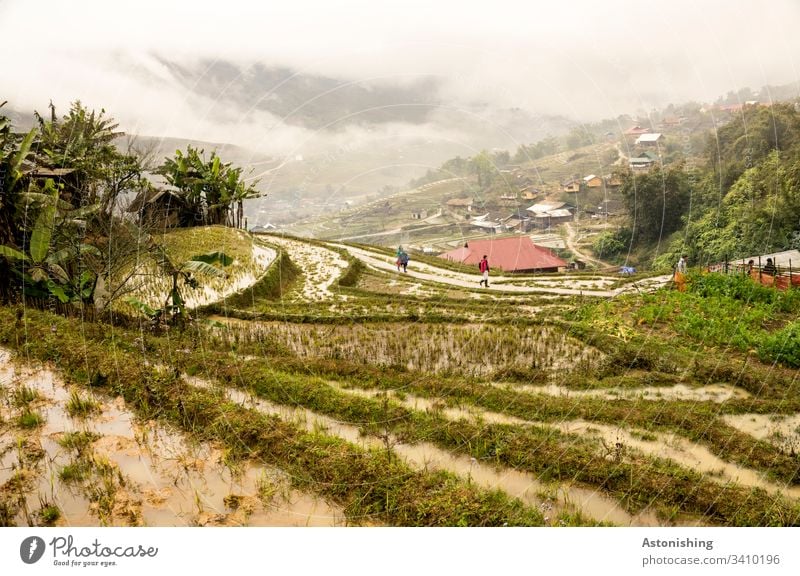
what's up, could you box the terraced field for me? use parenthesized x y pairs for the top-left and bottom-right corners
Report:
(2, 232), (799, 527)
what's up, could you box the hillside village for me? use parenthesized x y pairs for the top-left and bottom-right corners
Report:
(280, 97), (798, 274)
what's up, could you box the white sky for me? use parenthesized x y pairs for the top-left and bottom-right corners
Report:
(2, 0), (799, 154)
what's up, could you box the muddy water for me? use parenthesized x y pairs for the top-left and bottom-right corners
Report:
(723, 414), (800, 451)
(331, 382), (800, 501)
(506, 383), (750, 403)
(190, 375), (671, 526)
(327, 382), (530, 427)
(553, 420), (800, 499)
(0, 349), (343, 527)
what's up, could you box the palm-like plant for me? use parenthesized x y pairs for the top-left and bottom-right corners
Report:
(35, 101), (145, 222)
(157, 146), (260, 228)
(0, 180), (101, 304)
(0, 101), (37, 302)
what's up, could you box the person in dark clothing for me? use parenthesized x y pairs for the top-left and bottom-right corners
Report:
(398, 250), (410, 273)
(763, 258), (777, 276)
(478, 255), (490, 287)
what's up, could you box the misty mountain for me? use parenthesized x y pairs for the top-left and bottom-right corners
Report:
(162, 60), (441, 130)
(158, 59), (578, 149)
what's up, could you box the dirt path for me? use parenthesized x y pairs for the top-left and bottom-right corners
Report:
(262, 235), (348, 301)
(334, 243), (670, 298)
(563, 222), (609, 268)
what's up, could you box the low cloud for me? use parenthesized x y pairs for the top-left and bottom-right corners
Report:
(2, 0), (799, 158)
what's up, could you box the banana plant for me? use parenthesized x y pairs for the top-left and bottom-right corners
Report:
(0, 102), (37, 301)
(0, 179), (100, 303)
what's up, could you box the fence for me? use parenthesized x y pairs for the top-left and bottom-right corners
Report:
(706, 258), (800, 291)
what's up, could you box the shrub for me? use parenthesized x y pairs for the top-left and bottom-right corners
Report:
(759, 321), (800, 368)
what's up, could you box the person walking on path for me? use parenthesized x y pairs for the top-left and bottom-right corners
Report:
(674, 254), (688, 292)
(479, 255), (490, 287)
(395, 246), (403, 271)
(398, 249), (410, 273)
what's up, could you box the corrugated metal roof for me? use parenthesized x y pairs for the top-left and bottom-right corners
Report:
(635, 133), (662, 143)
(545, 209), (573, 218)
(526, 202), (566, 214)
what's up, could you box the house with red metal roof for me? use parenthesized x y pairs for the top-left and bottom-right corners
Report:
(439, 236), (566, 273)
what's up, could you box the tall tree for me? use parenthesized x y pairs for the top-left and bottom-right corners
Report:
(34, 101), (149, 222)
(620, 165), (692, 246)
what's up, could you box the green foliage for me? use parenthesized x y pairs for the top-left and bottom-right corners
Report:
(619, 164), (692, 245)
(1, 179), (100, 304)
(513, 137), (560, 164)
(34, 101), (149, 220)
(156, 146), (261, 227)
(17, 409), (45, 428)
(628, 273), (800, 368)
(707, 102), (800, 189)
(59, 461), (91, 483)
(337, 256), (365, 288)
(209, 250), (299, 309)
(37, 503), (61, 526)
(682, 151), (800, 263)
(58, 431), (100, 454)
(66, 390), (101, 417)
(759, 321), (800, 367)
(11, 385), (40, 407)
(128, 247), (234, 324)
(592, 228), (631, 259)
(690, 272), (800, 311)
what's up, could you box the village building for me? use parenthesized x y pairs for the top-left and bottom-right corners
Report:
(21, 166), (80, 205)
(583, 174), (603, 188)
(624, 125), (651, 136)
(127, 188), (191, 228)
(439, 236), (566, 273)
(603, 174), (622, 189)
(501, 214), (533, 233)
(525, 202), (574, 229)
(562, 179), (581, 193)
(635, 133), (662, 146)
(469, 213), (504, 234)
(629, 151), (659, 170)
(660, 116), (685, 128)
(410, 209), (428, 220)
(445, 197), (473, 213)
(520, 186), (542, 200)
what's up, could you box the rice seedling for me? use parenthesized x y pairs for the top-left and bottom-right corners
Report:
(66, 390), (101, 417)
(17, 409), (44, 429)
(11, 385), (40, 408)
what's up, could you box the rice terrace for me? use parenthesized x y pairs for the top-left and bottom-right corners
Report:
(3, 222), (800, 527)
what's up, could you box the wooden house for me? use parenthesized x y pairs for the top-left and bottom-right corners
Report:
(583, 174), (603, 188)
(127, 188), (191, 228)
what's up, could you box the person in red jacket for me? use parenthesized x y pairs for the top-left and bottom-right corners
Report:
(479, 255), (490, 287)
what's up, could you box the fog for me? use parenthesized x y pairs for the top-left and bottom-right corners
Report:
(1, 0), (799, 165)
